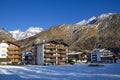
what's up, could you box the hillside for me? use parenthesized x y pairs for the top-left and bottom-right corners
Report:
(16, 14), (120, 53)
(0, 28), (15, 42)
(98, 14), (120, 49)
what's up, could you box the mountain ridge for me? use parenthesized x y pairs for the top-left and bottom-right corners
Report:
(0, 28), (15, 42)
(9, 27), (43, 40)
(0, 13), (119, 53)
(16, 13), (120, 53)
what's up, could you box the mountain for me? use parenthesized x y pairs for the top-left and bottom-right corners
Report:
(16, 13), (120, 53)
(76, 20), (87, 25)
(9, 27), (43, 40)
(97, 14), (120, 49)
(87, 16), (97, 24)
(77, 16), (97, 25)
(98, 13), (114, 20)
(77, 13), (113, 25)
(0, 28), (15, 42)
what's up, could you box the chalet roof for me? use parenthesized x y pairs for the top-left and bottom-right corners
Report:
(6, 41), (20, 47)
(0, 40), (20, 47)
(68, 52), (83, 55)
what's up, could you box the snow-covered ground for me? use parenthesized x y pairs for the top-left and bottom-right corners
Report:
(0, 64), (120, 80)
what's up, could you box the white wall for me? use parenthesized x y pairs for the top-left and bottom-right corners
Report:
(97, 52), (101, 61)
(0, 43), (9, 58)
(91, 49), (101, 62)
(37, 44), (44, 65)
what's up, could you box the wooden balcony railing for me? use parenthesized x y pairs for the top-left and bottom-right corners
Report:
(44, 45), (56, 49)
(44, 55), (53, 58)
(7, 56), (21, 58)
(7, 48), (20, 51)
(53, 55), (60, 57)
(11, 59), (20, 62)
(57, 51), (67, 53)
(7, 52), (20, 55)
(44, 50), (56, 53)
(58, 62), (66, 65)
(59, 55), (66, 57)
(50, 59), (56, 62)
(58, 59), (66, 62)
(44, 59), (56, 62)
(57, 47), (67, 49)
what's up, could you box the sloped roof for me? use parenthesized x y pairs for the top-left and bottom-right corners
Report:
(7, 41), (20, 47)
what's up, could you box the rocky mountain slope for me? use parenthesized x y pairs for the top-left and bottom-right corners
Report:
(16, 14), (120, 53)
(98, 14), (120, 49)
(0, 28), (15, 42)
(1, 13), (116, 53)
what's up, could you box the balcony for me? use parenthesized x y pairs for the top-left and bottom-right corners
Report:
(57, 47), (67, 50)
(44, 59), (56, 62)
(44, 50), (56, 53)
(11, 59), (20, 62)
(7, 48), (20, 51)
(7, 52), (20, 55)
(53, 55), (60, 57)
(50, 59), (56, 62)
(7, 56), (21, 58)
(58, 62), (66, 65)
(44, 45), (56, 49)
(101, 53), (113, 57)
(59, 55), (66, 58)
(57, 51), (67, 53)
(58, 59), (66, 62)
(44, 58), (50, 60)
(44, 55), (53, 58)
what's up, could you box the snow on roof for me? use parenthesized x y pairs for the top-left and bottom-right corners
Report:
(68, 52), (83, 55)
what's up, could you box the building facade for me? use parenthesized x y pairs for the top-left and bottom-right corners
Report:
(7, 41), (21, 64)
(68, 52), (88, 63)
(0, 41), (21, 64)
(36, 40), (69, 65)
(0, 42), (9, 64)
(90, 49), (101, 62)
(90, 49), (116, 63)
(100, 49), (116, 63)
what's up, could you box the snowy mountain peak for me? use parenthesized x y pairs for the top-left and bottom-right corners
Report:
(9, 27), (44, 40)
(26, 27), (43, 32)
(9, 29), (22, 34)
(87, 16), (96, 24)
(77, 13), (114, 25)
(76, 19), (87, 25)
(98, 13), (114, 20)
(77, 16), (97, 25)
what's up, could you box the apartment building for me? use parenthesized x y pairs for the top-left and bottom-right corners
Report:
(100, 49), (116, 63)
(36, 40), (69, 65)
(90, 49), (116, 63)
(7, 41), (21, 64)
(0, 41), (21, 64)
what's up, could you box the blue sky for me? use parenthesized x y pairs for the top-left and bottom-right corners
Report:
(0, 0), (120, 31)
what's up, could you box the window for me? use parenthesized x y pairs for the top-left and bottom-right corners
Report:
(2, 54), (6, 56)
(2, 45), (6, 48)
(2, 49), (7, 52)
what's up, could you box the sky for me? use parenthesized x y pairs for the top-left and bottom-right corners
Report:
(0, 0), (120, 31)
